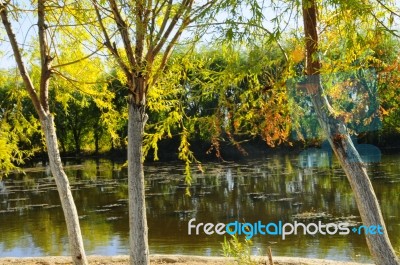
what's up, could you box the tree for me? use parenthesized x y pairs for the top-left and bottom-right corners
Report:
(173, 45), (291, 155)
(300, 0), (399, 264)
(0, 2), (88, 264)
(0, 71), (40, 173)
(52, 91), (100, 156)
(88, 0), (219, 264)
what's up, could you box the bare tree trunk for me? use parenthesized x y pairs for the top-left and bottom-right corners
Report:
(302, 1), (399, 264)
(41, 114), (88, 265)
(127, 102), (149, 265)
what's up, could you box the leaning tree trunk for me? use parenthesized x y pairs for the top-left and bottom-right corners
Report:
(41, 114), (88, 265)
(1, 2), (88, 264)
(302, 0), (399, 264)
(127, 102), (150, 265)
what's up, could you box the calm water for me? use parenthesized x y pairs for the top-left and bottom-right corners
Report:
(1, 153), (400, 262)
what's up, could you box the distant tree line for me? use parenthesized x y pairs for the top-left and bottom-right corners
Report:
(1, 37), (400, 163)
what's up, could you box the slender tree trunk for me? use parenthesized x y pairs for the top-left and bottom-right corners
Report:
(1, 3), (88, 264)
(41, 114), (88, 265)
(302, 1), (399, 264)
(72, 128), (81, 156)
(94, 126), (100, 155)
(127, 102), (149, 265)
(75, 137), (81, 156)
(95, 135), (99, 155)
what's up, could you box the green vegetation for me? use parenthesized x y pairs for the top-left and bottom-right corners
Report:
(2, 38), (400, 163)
(222, 234), (257, 265)
(2, 0), (400, 264)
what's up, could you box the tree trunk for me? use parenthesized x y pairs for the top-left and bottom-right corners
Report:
(302, 1), (399, 264)
(41, 114), (88, 265)
(95, 135), (99, 155)
(1, 3), (87, 264)
(127, 102), (149, 265)
(72, 130), (81, 157)
(94, 126), (100, 155)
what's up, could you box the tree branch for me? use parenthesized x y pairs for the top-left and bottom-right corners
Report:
(135, 0), (146, 65)
(153, 0), (173, 47)
(52, 69), (108, 86)
(92, 0), (131, 77)
(150, 17), (191, 88)
(52, 46), (104, 69)
(153, 0), (193, 56)
(375, 0), (400, 18)
(38, 0), (52, 113)
(188, 21), (289, 62)
(109, 0), (137, 69)
(0, 2), (45, 119)
(370, 11), (400, 37)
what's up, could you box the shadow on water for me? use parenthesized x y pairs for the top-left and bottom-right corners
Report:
(0, 154), (399, 262)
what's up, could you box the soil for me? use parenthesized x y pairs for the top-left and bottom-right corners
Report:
(0, 255), (373, 265)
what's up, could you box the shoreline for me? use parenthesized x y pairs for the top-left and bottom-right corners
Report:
(0, 254), (374, 265)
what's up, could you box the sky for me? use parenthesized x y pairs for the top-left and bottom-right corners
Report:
(0, 3), (37, 70)
(0, 1), (294, 71)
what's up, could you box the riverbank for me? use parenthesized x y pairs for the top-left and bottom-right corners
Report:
(0, 255), (373, 265)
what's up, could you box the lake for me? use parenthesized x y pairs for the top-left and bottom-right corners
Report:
(1, 152), (399, 263)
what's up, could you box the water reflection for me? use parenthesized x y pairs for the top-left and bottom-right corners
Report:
(299, 148), (331, 168)
(299, 139), (381, 169)
(0, 155), (399, 262)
